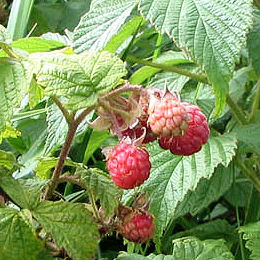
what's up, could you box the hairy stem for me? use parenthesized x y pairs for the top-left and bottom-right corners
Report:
(226, 94), (248, 125)
(43, 106), (94, 200)
(126, 55), (208, 84)
(51, 96), (73, 125)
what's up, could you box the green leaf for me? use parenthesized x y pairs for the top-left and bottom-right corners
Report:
(239, 221), (260, 260)
(139, 0), (253, 115)
(32, 201), (99, 260)
(142, 133), (237, 242)
(172, 237), (234, 259)
(78, 167), (122, 216)
(129, 51), (193, 85)
(29, 79), (44, 109)
(163, 220), (236, 253)
(0, 124), (21, 144)
(0, 24), (11, 44)
(83, 130), (110, 164)
(248, 10), (260, 76)
(11, 37), (66, 53)
(36, 157), (78, 180)
(0, 150), (16, 170)
(0, 58), (32, 130)
(0, 173), (45, 209)
(37, 51), (126, 111)
(104, 16), (143, 53)
(0, 208), (43, 260)
(73, 0), (137, 53)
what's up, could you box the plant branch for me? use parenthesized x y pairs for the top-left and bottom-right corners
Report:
(0, 44), (21, 60)
(126, 55), (209, 84)
(51, 96), (73, 125)
(226, 94), (248, 125)
(249, 80), (260, 123)
(43, 106), (95, 200)
(235, 158), (260, 192)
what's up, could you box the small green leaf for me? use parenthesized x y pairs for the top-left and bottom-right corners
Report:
(142, 133), (237, 242)
(0, 150), (16, 170)
(78, 167), (122, 216)
(0, 208), (43, 260)
(0, 58), (32, 130)
(29, 79), (44, 109)
(239, 221), (260, 260)
(172, 237), (234, 259)
(33, 201), (99, 260)
(0, 173), (46, 209)
(73, 0), (137, 53)
(37, 51), (126, 111)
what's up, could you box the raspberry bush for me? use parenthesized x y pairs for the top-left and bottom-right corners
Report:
(0, 0), (259, 259)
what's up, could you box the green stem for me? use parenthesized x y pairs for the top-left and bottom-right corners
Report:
(0, 44), (21, 60)
(249, 80), (260, 123)
(235, 158), (260, 192)
(88, 189), (100, 221)
(236, 206), (245, 260)
(226, 94), (248, 125)
(126, 55), (208, 84)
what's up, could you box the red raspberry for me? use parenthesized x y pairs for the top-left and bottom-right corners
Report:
(148, 91), (189, 137)
(119, 211), (155, 243)
(159, 103), (210, 155)
(106, 142), (151, 189)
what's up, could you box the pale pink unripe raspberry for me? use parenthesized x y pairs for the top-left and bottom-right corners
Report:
(106, 142), (151, 189)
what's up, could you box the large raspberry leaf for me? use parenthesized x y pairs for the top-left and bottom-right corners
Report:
(0, 208), (43, 260)
(36, 50), (126, 111)
(138, 0), (253, 115)
(73, 0), (137, 53)
(141, 133), (237, 243)
(239, 221), (260, 260)
(32, 201), (99, 260)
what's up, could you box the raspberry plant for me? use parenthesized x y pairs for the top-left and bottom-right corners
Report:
(0, 0), (260, 259)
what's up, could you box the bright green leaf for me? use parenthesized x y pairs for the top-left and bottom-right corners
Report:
(78, 167), (122, 216)
(0, 150), (16, 170)
(37, 51), (126, 111)
(73, 0), (137, 53)
(142, 133), (237, 242)
(33, 201), (99, 260)
(139, 0), (253, 115)
(239, 221), (260, 260)
(29, 79), (44, 109)
(0, 208), (43, 260)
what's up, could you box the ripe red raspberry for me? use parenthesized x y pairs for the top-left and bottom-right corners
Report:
(119, 211), (155, 243)
(148, 91), (189, 137)
(159, 103), (210, 156)
(106, 142), (151, 189)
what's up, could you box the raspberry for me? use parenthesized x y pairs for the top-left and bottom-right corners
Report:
(122, 115), (158, 144)
(148, 91), (189, 137)
(119, 211), (155, 243)
(106, 142), (151, 189)
(159, 103), (210, 156)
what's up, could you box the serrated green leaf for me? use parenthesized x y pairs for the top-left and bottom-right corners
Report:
(0, 58), (32, 131)
(129, 51), (193, 85)
(0, 208), (43, 260)
(37, 51), (126, 111)
(0, 24), (11, 44)
(139, 0), (253, 115)
(78, 167), (122, 216)
(172, 237), (234, 259)
(142, 133), (237, 242)
(104, 16), (144, 53)
(73, 0), (137, 53)
(36, 157), (78, 180)
(33, 201), (99, 260)
(0, 173), (46, 209)
(248, 10), (260, 76)
(239, 221), (260, 260)
(163, 220), (236, 253)
(0, 150), (16, 170)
